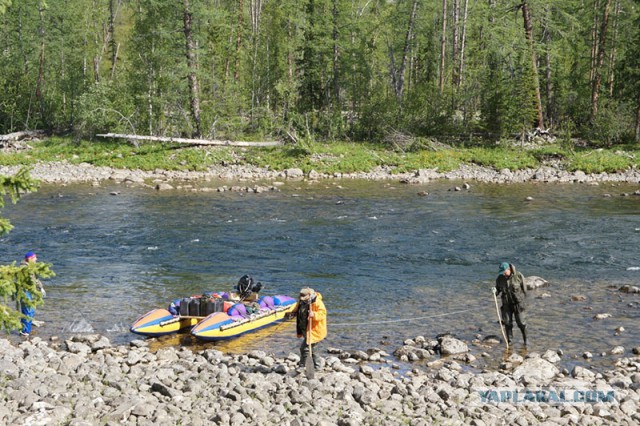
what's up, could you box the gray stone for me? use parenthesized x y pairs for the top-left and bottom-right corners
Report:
(611, 346), (625, 355)
(524, 276), (549, 290)
(439, 337), (469, 355)
(285, 168), (304, 179)
(620, 400), (637, 416)
(542, 350), (562, 363)
(155, 183), (174, 191)
(513, 358), (559, 384)
(65, 341), (91, 355)
(91, 336), (111, 351)
(593, 313), (612, 320)
(571, 365), (596, 379)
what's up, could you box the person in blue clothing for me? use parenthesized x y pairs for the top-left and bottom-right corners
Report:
(19, 252), (46, 337)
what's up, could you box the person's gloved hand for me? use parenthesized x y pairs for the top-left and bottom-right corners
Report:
(491, 287), (496, 295)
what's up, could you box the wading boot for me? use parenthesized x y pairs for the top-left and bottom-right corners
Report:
(520, 325), (527, 346)
(505, 326), (513, 345)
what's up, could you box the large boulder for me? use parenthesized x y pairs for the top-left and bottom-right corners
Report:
(512, 357), (559, 384)
(619, 285), (640, 294)
(285, 168), (304, 179)
(439, 336), (469, 356)
(524, 276), (549, 290)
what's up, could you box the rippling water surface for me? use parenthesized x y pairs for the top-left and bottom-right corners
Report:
(3, 179), (640, 372)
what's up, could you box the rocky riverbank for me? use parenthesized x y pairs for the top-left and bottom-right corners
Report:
(1, 334), (639, 425)
(2, 161), (640, 189)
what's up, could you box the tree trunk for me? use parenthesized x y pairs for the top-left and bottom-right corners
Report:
(60, 2), (67, 116)
(285, 18), (293, 121)
(235, 0), (244, 82)
(183, 0), (202, 138)
(36, 1), (47, 130)
(452, 0), (460, 87)
(108, 0), (120, 79)
(543, 3), (554, 127)
(439, 0), (447, 95)
(458, 0), (468, 87)
(606, 0), (620, 96)
(521, 1), (544, 129)
(396, 0), (418, 100)
(590, 0), (600, 83)
(249, 0), (263, 117)
(249, 0), (262, 34)
(590, 0), (612, 122)
(635, 97), (640, 142)
(332, 0), (339, 107)
(287, 19), (293, 82)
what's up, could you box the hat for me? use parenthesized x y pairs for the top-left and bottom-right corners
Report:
(24, 252), (37, 260)
(498, 262), (510, 275)
(299, 287), (315, 301)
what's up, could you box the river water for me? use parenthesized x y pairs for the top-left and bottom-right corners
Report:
(2, 178), (639, 372)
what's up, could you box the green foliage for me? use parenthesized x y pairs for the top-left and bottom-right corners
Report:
(246, 141), (383, 174)
(0, 0), (12, 15)
(0, 169), (40, 235)
(6, 136), (640, 175)
(558, 121), (577, 153)
(0, 0), (639, 144)
(0, 260), (55, 333)
(74, 82), (137, 140)
(529, 144), (571, 163)
(463, 147), (539, 171)
(0, 169), (54, 333)
(0, 137), (238, 171)
(587, 101), (635, 147)
(390, 150), (465, 174)
(567, 149), (636, 174)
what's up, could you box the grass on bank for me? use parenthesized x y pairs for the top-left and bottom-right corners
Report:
(1, 136), (639, 175)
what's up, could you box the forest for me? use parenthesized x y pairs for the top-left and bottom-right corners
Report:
(0, 0), (639, 145)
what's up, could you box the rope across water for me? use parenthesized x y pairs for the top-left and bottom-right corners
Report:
(328, 306), (485, 327)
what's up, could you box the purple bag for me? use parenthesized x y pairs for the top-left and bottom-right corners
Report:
(258, 296), (275, 310)
(273, 295), (295, 306)
(227, 303), (247, 318)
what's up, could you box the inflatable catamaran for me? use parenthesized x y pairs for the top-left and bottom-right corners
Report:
(129, 276), (296, 340)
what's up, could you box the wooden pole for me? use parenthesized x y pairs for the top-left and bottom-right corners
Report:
(493, 291), (509, 350)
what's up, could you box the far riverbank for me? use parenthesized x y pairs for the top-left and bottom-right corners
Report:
(2, 160), (640, 187)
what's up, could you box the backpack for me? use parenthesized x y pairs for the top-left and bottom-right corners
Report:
(236, 275), (263, 299)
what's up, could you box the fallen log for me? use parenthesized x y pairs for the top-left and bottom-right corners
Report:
(0, 130), (47, 142)
(96, 133), (283, 147)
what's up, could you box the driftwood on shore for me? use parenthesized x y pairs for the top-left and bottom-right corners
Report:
(0, 130), (47, 151)
(0, 130), (47, 142)
(96, 133), (283, 147)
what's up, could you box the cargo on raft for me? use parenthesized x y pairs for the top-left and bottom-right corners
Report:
(190, 295), (296, 341)
(129, 292), (296, 340)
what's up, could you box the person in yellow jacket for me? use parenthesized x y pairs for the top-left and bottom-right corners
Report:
(290, 287), (327, 370)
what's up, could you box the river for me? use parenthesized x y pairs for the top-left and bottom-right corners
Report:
(2, 178), (639, 372)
